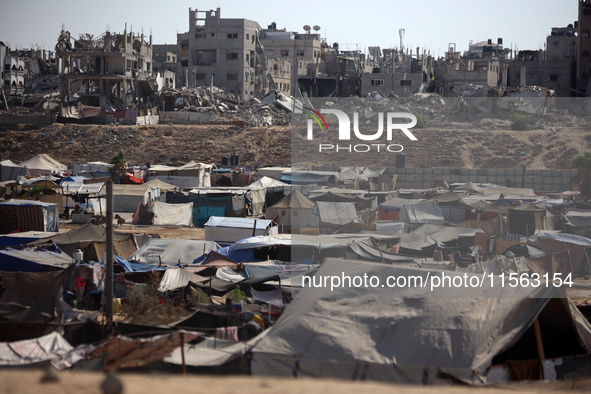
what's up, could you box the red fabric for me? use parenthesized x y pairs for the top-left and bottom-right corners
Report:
(75, 277), (87, 290)
(126, 174), (143, 184)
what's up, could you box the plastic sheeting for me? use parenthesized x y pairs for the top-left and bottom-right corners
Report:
(158, 267), (209, 291)
(0, 331), (73, 367)
(251, 258), (591, 384)
(0, 248), (73, 272)
(396, 201), (444, 224)
(148, 201), (193, 226)
(128, 238), (219, 266)
(307, 202), (358, 227)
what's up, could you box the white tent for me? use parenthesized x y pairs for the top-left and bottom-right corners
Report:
(1, 160), (28, 181)
(265, 189), (315, 231)
(307, 201), (358, 228)
(128, 238), (219, 266)
(204, 217), (278, 244)
(20, 154), (67, 176)
(112, 184), (160, 212)
(396, 200), (444, 224)
(251, 258), (591, 384)
(250, 176), (290, 189)
(148, 201), (193, 226)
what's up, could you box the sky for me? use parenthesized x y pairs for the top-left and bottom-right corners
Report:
(0, 0), (579, 57)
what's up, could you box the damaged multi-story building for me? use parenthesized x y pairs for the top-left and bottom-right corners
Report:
(361, 45), (434, 96)
(505, 25), (576, 97)
(434, 40), (504, 97)
(152, 45), (178, 90)
(176, 8), (263, 99)
(1, 42), (26, 97)
(55, 25), (156, 116)
(259, 23), (322, 95)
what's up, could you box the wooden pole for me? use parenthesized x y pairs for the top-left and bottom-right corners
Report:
(533, 317), (545, 379)
(105, 179), (114, 323)
(180, 332), (187, 375)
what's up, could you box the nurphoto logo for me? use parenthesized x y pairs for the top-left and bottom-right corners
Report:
(304, 108), (418, 153)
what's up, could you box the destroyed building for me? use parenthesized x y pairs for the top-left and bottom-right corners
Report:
(1, 42), (25, 97)
(176, 8), (263, 99)
(360, 46), (434, 96)
(297, 42), (365, 97)
(260, 23), (322, 95)
(55, 25), (156, 117)
(152, 45), (178, 90)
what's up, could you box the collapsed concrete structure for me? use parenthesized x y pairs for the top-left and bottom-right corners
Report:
(55, 25), (156, 121)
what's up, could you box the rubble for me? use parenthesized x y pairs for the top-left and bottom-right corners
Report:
(157, 85), (291, 127)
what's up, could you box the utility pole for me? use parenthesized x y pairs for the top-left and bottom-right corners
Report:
(84, 176), (114, 323)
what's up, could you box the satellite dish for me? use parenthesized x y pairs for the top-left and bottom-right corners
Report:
(303, 25), (311, 32)
(313, 25), (321, 32)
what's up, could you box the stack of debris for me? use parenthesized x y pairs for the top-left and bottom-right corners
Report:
(157, 86), (292, 126)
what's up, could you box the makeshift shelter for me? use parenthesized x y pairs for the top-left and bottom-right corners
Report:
(508, 207), (547, 236)
(20, 154), (67, 176)
(0, 248), (73, 272)
(144, 178), (180, 193)
(251, 176), (293, 207)
(0, 200), (59, 234)
(430, 191), (472, 223)
(29, 223), (136, 260)
(0, 160), (27, 181)
(395, 200), (445, 225)
(112, 184), (160, 212)
(73, 161), (112, 174)
(148, 201), (193, 226)
(59, 176), (105, 195)
(455, 181), (484, 194)
(128, 238), (219, 266)
(307, 201), (358, 231)
(168, 187), (265, 227)
(148, 161), (213, 188)
(264, 190), (315, 232)
(251, 258), (591, 384)
(204, 217), (278, 244)
(378, 198), (424, 221)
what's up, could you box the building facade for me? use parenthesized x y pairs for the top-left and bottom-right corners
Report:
(177, 8), (261, 99)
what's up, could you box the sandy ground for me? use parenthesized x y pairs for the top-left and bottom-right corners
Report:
(2, 120), (591, 169)
(2, 370), (590, 394)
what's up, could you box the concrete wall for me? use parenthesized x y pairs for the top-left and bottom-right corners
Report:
(311, 166), (577, 193)
(360, 72), (423, 96)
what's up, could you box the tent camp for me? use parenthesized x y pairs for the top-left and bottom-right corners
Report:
(128, 238), (219, 266)
(395, 200), (445, 225)
(148, 201), (193, 226)
(251, 258), (591, 384)
(264, 190), (315, 232)
(20, 154), (67, 176)
(204, 217), (278, 244)
(0, 200), (59, 234)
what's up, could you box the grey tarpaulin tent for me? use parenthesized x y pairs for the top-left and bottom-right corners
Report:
(251, 258), (591, 384)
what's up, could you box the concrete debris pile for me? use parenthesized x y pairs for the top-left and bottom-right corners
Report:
(158, 86), (291, 126)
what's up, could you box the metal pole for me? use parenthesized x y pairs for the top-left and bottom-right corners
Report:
(105, 179), (114, 322)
